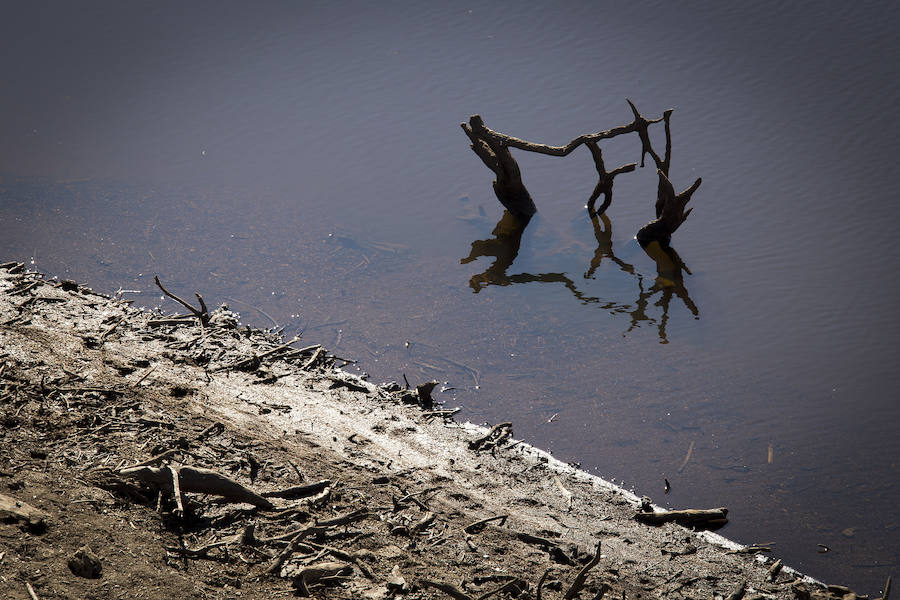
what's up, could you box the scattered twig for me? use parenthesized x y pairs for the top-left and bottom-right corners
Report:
(100, 317), (126, 339)
(725, 580), (747, 600)
(301, 347), (325, 371)
(196, 421), (225, 441)
(302, 541), (373, 579)
(766, 559), (783, 582)
(25, 582), (40, 600)
(168, 465), (185, 518)
(562, 540), (603, 600)
(121, 449), (178, 470)
(262, 479), (332, 499)
(264, 509), (368, 575)
(469, 422), (512, 451)
(464, 514), (508, 534)
(219, 335), (303, 372)
(422, 407), (461, 420)
(130, 365), (157, 389)
(554, 475), (574, 511)
(153, 276), (209, 328)
(422, 579), (473, 600)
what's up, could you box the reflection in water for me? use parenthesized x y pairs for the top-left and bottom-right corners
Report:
(585, 212), (635, 278)
(460, 210), (528, 292)
(463, 210), (699, 343)
(625, 241), (699, 344)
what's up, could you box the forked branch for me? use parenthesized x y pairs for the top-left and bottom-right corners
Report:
(461, 99), (700, 244)
(153, 276), (210, 328)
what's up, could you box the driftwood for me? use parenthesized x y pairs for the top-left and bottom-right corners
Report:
(461, 100), (702, 245)
(153, 276), (209, 328)
(462, 115), (537, 221)
(265, 508), (368, 575)
(634, 507), (728, 529)
(0, 492), (48, 531)
(421, 577), (524, 600)
(468, 422), (513, 452)
(119, 464), (274, 510)
(262, 479), (332, 499)
(283, 561), (352, 596)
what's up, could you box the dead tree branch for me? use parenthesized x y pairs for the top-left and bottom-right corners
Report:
(462, 99), (702, 244)
(562, 540), (603, 600)
(462, 115), (537, 220)
(586, 141), (636, 216)
(633, 507), (728, 529)
(119, 464), (274, 510)
(636, 170), (702, 247)
(153, 276), (209, 328)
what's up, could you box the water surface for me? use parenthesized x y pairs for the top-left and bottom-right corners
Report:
(2, 1), (899, 591)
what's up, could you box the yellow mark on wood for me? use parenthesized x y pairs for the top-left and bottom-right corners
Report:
(767, 444), (774, 464)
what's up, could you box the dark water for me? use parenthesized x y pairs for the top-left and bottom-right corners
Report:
(2, 1), (899, 591)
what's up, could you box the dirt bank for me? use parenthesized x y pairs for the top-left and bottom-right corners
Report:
(0, 262), (880, 600)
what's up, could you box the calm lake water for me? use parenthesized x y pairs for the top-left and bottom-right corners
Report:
(2, 1), (899, 592)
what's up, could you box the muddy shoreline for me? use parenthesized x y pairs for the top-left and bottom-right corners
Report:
(0, 262), (882, 600)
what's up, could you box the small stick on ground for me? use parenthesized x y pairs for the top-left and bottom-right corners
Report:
(464, 514), (508, 534)
(301, 347), (325, 371)
(154, 276), (209, 328)
(100, 317), (126, 339)
(766, 559), (783, 582)
(562, 540), (603, 600)
(121, 449), (178, 470)
(536, 569), (552, 600)
(476, 578), (524, 600)
(196, 421), (225, 441)
(130, 365), (157, 389)
(264, 509), (368, 575)
(220, 335), (303, 372)
(725, 580), (747, 600)
(262, 479), (332, 499)
(25, 582), (40, 600)
(169, 465), (185, 518)
(421, 579), (474, 600)
(422, 407), (461, 420)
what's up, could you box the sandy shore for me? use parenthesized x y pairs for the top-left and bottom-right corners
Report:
(0, 261), (872, 600)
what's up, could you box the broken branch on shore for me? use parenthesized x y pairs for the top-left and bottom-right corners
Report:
(468, 422), (513, 452)
(562, 540), (604, 600)
(119, 464), (274, 510)
(153, 276), (209, 328)
(264, 508), (368, 574)
(464, 514), (508, 534)
(634, 507), (728, 529)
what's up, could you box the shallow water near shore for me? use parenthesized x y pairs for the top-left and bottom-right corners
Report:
(2, 1), (900, 591)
